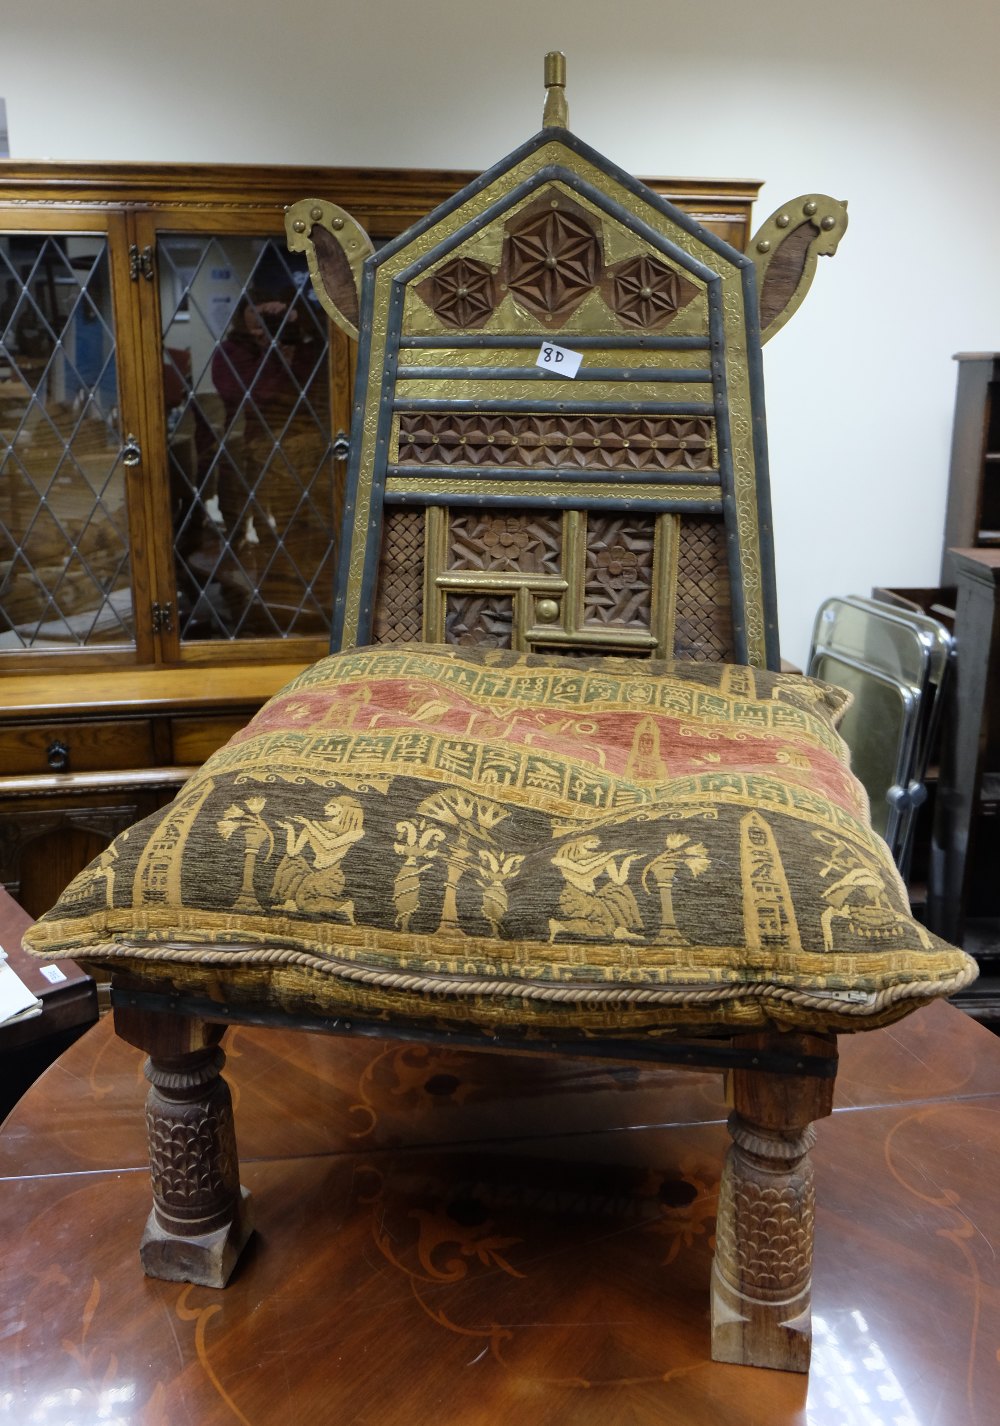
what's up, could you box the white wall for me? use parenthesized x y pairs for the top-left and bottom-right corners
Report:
(4, 0), (1000, 664)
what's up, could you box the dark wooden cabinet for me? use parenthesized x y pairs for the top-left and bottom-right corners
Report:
(926, 549), (1000, 1027)
(941, 353), (1000, 584)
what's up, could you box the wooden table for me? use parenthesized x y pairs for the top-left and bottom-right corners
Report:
(1, 998), (998, 1424)
(0, 887), (97, 1117)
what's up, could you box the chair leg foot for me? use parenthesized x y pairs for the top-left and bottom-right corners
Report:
(140, 1186), (253, 1288)
(710, 1109), (816, 1371)
(115, 1006), (254, 1288)
(709, 1032), (837, 1373)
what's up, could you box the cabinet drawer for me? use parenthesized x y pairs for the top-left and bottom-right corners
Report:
(170, 715), (250, 765)
(0, 720), (155, 776)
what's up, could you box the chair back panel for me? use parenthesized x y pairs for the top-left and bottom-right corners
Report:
(333, 128), (778, 668)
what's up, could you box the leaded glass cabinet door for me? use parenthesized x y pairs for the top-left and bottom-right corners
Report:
(0, 210), (153, 661)
(133, 210), (349, 661)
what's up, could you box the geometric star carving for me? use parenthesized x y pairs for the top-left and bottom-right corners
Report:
(418, 257), (497, 329)
(606, 253), (697, 330)
(504, 196), (601, 322)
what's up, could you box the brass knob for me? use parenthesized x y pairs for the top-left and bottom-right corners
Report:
(536, 598), (560, 624)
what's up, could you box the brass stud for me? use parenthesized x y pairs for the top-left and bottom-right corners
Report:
(291, 219), (306, 234)
(309, 206), (323, 221)
(622, 439), (630, 448)
(820, 215), (836, 231)
(756, 239), (771, 254)
(640, 286), (653, 298)
(776, 213), (790, 229)
(803, 200), (818, 216)
(545, 255), (558, 268)
(332, 216), (345, 231)
(592, 437), (601, 446)
(536, 598), (560, 623)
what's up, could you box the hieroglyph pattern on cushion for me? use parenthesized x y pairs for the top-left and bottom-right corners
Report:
(25, 645), (977, 1035)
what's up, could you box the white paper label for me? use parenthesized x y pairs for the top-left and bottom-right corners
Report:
(535, 342), (583, 379)
(39, 964), (68, 985)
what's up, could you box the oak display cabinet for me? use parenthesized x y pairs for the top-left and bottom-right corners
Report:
(0, 161), (760, 915)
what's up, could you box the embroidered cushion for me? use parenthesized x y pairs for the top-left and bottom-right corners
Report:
(24, 644), (976, 1037)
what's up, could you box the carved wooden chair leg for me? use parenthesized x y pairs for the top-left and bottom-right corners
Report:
(710, 1032), (837, 1372)
(114, 1003), (254, 1288)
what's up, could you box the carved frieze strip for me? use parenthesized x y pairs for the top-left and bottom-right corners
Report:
(395, 411), (716, 475)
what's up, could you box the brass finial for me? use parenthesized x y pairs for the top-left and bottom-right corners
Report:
(543, 51), (569, 128)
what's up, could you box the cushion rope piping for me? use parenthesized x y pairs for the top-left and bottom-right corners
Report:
(75, 942), (978, 1019)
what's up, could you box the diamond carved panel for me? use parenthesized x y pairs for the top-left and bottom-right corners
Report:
(372, 508), (426, 643)
(673, 516), (734, 661)
(444, 593), (514, 648)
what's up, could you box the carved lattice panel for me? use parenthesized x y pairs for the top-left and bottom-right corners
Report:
(583, 515), (656, 629)
(444, 593), (514, 648)
(447, 511), (563, 575)
(672, 516), (734, 661)
(372, 508), (426, 643)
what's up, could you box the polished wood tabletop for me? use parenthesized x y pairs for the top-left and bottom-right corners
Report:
(2, 997), (999, 1425)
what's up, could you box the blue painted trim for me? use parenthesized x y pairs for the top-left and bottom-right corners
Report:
(705, 277), (749, 666)
(399, 334), (712, 351)
(741, 260), (780, 669)
(392, 398), (716, 416)
(368, 127), (752, 278)
(330, 261), (377, 651)
(396, 365), (713, 384)
(386, 463), (721, 487)
(385, 490), (724, 514)
(391, 163), (725, 294)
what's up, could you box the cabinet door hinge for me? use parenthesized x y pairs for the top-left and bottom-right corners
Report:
(128, 243), (154, 282)
(151, 601), (174, 635)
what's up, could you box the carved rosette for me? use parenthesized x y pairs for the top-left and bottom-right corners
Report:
(605, 253), (696, 329)
(418, 257), (497, 329)
(714, 1110), (816, 1304)
(144, 1046), (242, 1237)
(503, 198), (601, 322)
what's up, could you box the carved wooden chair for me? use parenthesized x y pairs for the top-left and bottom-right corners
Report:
(24, 57), (976, 1373)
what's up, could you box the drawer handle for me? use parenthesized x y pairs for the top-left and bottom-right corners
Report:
(47, 739), (70, 772)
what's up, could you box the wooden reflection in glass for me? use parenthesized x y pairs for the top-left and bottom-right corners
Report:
(0, 234), (132, 648)
(157, 236), (335, 642)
